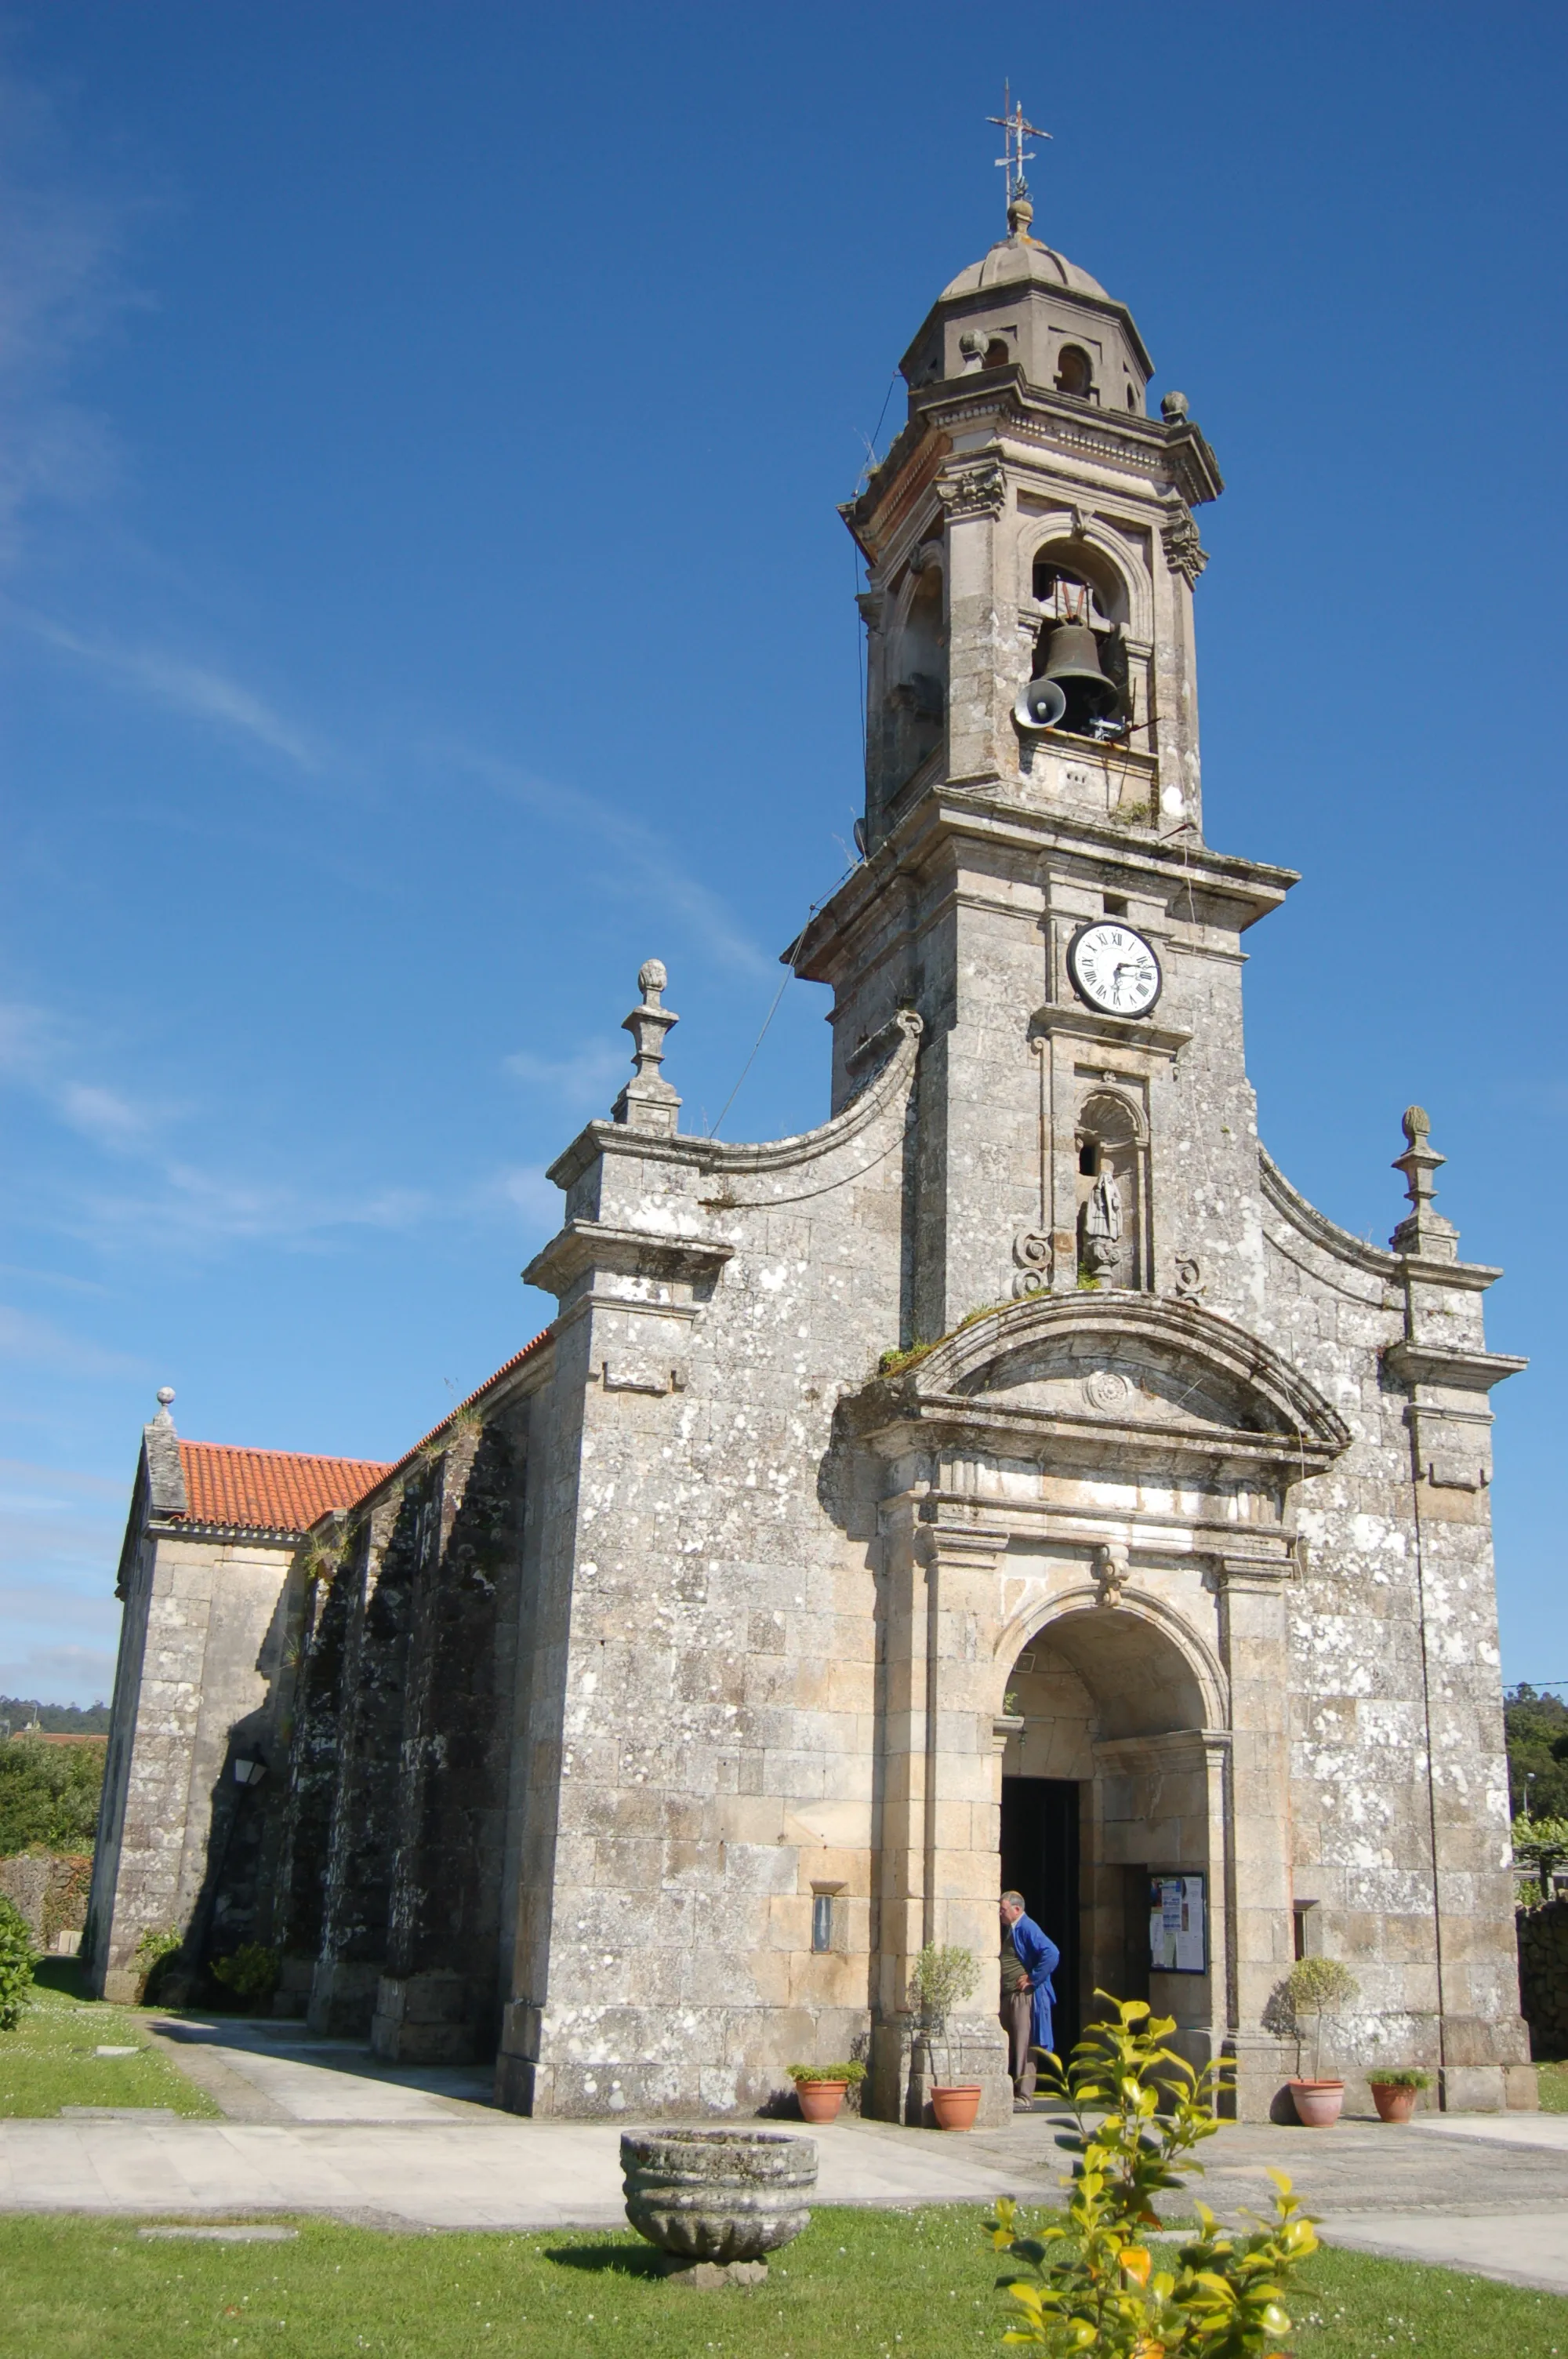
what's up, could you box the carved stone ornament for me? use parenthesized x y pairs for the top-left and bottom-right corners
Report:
(938, 460), (1007, 522)
(1161, 507), (1209, 587)
(1172, 1256), (1206, 1301)
(1085, 1368), (1133, 1412)
(1012, 1228), (1052, 1297)
(1094, 1542), (1131, 1608)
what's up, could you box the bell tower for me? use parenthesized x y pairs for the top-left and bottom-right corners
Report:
(796, 142), (1295, 1343)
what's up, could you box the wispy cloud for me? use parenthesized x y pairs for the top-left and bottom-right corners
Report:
(0, 68), (149, 564)
(22, 614), (327, 772)
(0, 992), (434, 1253)
(504, 1041), (626, 1110)
(436, 742), (774, 980)
(0, 1304), (146, 1382)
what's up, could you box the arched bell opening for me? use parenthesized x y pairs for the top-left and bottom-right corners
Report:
(1021, 543), (1131, 740)
(999, 1602), (1222, 2071)
(884, 562), (947, 793)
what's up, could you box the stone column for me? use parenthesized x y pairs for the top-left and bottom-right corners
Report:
(1215, 1553), (1297, 2119)
(872, 1499), (1011, 2127)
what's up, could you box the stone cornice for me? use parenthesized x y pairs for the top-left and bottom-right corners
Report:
(524, 1221), (733, 1299)
(1029, 1001), (1193, 1061)
(146, 1516), (303, 1550)
(1381, 1339), (1527, 1394)
(844, 376), (1220, 557)
(861, 1392), (1345, 1483)
(793, 790), (1296, 982)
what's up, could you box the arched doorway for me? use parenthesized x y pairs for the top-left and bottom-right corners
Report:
(1000, 1604), (1222, 2070)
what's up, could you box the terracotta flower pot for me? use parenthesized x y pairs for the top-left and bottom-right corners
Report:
(1288, 2077), (1345, 2128)
(794, 2080), (848, 2125)
(931, 2084), (982, 2132)
(1370, 2081), (1420, 2123)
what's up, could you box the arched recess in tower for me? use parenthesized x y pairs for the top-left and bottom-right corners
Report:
(1076, 1087), (1148, 1290)
(884, 560), (947, 794)
(999, 1602), (1220, 2066)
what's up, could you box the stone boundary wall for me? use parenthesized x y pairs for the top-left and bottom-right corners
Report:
(1518, 1899), (1568, 2060)
(0, 1852), (93, 1948)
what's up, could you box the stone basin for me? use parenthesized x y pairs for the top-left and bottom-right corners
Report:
(619, 2128), (818, 2262)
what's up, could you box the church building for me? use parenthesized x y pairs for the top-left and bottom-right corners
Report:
(88, 167), (1531, 2126)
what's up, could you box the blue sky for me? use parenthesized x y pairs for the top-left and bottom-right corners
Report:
(1, 2), (1564, 1703)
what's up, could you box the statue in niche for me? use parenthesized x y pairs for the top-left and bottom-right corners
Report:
(1080, 1161), (1123, 1284)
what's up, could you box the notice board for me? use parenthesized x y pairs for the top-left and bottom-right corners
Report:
(1148, 1872), (1207, 1975)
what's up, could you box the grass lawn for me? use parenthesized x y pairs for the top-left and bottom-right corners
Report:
(0, 1958), (219, 2119)
(1538, 2063), (1568, 2113)
(2, 2205), (1566, 2358)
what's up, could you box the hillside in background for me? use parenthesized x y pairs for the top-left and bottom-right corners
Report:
(0, 1698), (111, 1736)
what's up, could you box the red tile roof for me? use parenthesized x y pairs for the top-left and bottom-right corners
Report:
(374, 1328), (554, 1495)
(176, 1441), (392, 1536)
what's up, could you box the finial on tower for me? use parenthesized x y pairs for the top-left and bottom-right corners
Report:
(1391, 1104), (1458, 1260)
(989, 83), (1051, 237)
(155, 1386), (176, 1411)
(614, 958), (682, 1136)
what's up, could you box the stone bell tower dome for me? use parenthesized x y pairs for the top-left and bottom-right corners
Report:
(844, 193), (1222, 858)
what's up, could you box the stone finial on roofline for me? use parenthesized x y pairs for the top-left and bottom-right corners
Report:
(613, 958), (682, 1136)
(1390, 1104), (1458, 1261)
(144, 1384), (188, 1517)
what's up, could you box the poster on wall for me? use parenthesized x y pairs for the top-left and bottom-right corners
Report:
(1149, 1873), (1207, 1975)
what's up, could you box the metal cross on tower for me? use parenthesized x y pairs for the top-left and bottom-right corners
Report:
(988, 83), (1051, 212)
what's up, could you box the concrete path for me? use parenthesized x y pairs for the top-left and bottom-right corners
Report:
(4, 2018), (1568, 2296)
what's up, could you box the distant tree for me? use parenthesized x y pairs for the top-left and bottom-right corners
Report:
(1504, 1685), (1568, 1821)
(0, 1739), (103, 1854)
(0, 1697), (112, 1736)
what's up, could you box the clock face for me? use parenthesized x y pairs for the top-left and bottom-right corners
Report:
(1067, 921), (1163, 1018)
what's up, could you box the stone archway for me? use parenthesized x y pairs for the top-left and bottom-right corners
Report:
(1000, 1603), (1226, 2074)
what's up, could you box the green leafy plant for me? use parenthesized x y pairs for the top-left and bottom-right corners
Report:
(211, 1942), (280, 2007)
(985, 1994), (1318, 2356)
(1280, 1956), (1359, 2081)
(877, 1338), (935, 1377)
(0, 1893), (34, 2031)
(1366, 2067), (1432, 2091)
(786, 2060), (866, 2085)
(133, 1925), (182, 1999)
(1513, 1812), (1568, 1902)
(0, 1736), (103, 1853)
(909, 1941), (979, 2088)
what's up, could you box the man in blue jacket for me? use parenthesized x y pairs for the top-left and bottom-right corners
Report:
(1000, 1889), (1061, 2107)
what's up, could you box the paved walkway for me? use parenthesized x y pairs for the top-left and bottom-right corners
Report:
(2, 2016), (1566, 2295)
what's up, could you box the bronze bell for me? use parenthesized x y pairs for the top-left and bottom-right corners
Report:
(1038, 623), (1120, 720)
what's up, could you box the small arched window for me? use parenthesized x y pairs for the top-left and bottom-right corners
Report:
(984, 337), (1011, 370)
(1126, 384), (1138, 412)
(1054, 344), (1093, 398)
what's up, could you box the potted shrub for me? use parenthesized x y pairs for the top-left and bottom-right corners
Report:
(1367, 2066), (1432, 2123)
(1281, 1956), (1359, 2125)
(909, 1941), (981, 2129)
(786, 2060), (865, 2124)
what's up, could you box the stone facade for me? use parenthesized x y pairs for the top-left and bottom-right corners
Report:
(91, 202), (1531, 2121)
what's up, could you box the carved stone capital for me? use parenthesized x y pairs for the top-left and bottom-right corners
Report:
(938, 460), (1007, 522)
(1161, 507), (1209, 586)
